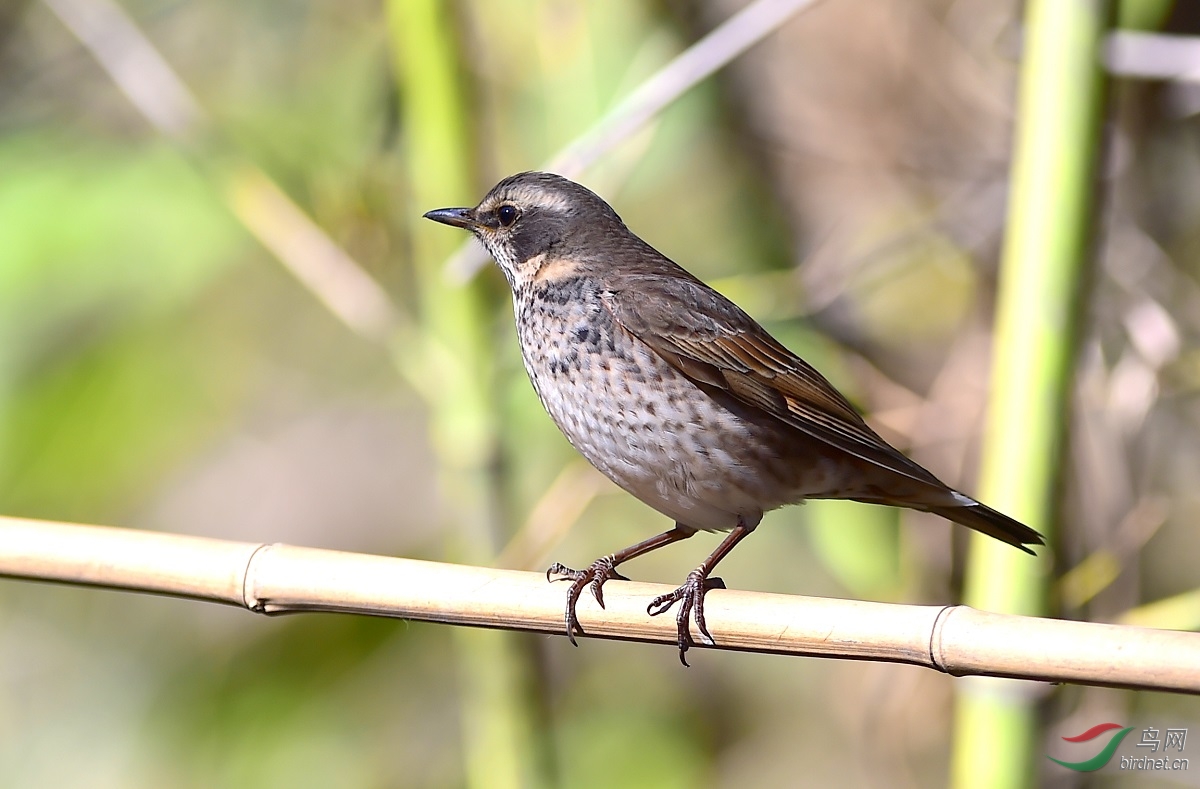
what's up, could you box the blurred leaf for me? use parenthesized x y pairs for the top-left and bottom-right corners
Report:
(0, 316), (247, 519)
(152, 617), (460, 789)
(1119, 587), (1200, 631)
(0, 137), (245, 372)
(0, 137), (248, 517)
(557, 709), (709, 789)
(805, 499), (901, 599)
(1058, 550), (1121, 609)
(847, 219), (977, 346)
(1115, 0), (1175, 31)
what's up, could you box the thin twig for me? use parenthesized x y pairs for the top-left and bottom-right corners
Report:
(545, 0), (821, 175)
(445, 0), (823, 281)
(2, 516), (1198, 693)
(43, 0), (203, 138)
(494, 461), (612, 571)
(1107, 31), (1200, 83)
(226, 166), (402, 343)
(44, 0), (402, 345)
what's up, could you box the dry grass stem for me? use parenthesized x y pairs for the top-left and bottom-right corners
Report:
(227, 167), (401, 343)
(47, 0), (401, 346)
(495, 461), (612, 571)
(446, 0), (823, 281)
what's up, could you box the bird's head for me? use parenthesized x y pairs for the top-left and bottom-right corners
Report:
(424, 171), (626, 289)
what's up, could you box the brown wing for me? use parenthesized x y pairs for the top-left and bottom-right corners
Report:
(601, 269), (946, 490)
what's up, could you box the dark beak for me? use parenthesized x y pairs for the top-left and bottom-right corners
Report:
(423, 207), (478, 230)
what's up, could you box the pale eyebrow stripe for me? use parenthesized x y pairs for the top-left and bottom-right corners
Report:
(484, 190), (573, 215)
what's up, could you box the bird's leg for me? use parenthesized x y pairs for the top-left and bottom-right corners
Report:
(547, 524), (696, 646)
(647, 518), (756, 666)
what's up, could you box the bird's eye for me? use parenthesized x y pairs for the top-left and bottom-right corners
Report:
(497, 204), (519, 227)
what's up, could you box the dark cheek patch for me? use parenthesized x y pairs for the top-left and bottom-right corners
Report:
(510, 210), (570, 262)
(510, 223), (544, 264)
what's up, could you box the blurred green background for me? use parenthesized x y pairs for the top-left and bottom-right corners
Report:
(2, 0), (1199, 786)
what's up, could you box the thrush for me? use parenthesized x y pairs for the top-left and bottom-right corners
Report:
(425, 171), (1043, 665)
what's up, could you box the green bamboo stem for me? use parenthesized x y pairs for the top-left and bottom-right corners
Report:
(387, 3), (543, 788)
(951, 1), (1110, 787)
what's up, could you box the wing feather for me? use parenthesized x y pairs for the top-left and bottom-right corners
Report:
(601, 271), (943, 489)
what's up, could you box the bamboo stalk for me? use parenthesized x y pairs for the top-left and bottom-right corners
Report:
(386, 3), (540, 788)
(2, 516), (1197, 694)
(953, 0), (1111, 785)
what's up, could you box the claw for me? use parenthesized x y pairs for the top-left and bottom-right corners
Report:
(591, 576), (607, 610)
(546, 562), (574, 583)
(647, 569), (724, 666)
(542, 524), (715, 657)
(544, 555), (628, 645)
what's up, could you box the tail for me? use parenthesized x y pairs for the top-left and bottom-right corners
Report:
(927, 495), (1044, 554)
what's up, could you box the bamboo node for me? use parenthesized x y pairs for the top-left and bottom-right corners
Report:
(929, 603), (957, 674)
(242, 542), (277, 612)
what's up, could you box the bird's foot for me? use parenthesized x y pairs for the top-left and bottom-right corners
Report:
(647, 570), (727, 666)
(546, 557), (630, 646)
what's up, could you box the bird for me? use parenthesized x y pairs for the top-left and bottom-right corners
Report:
(424, 171), (1043, 665)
